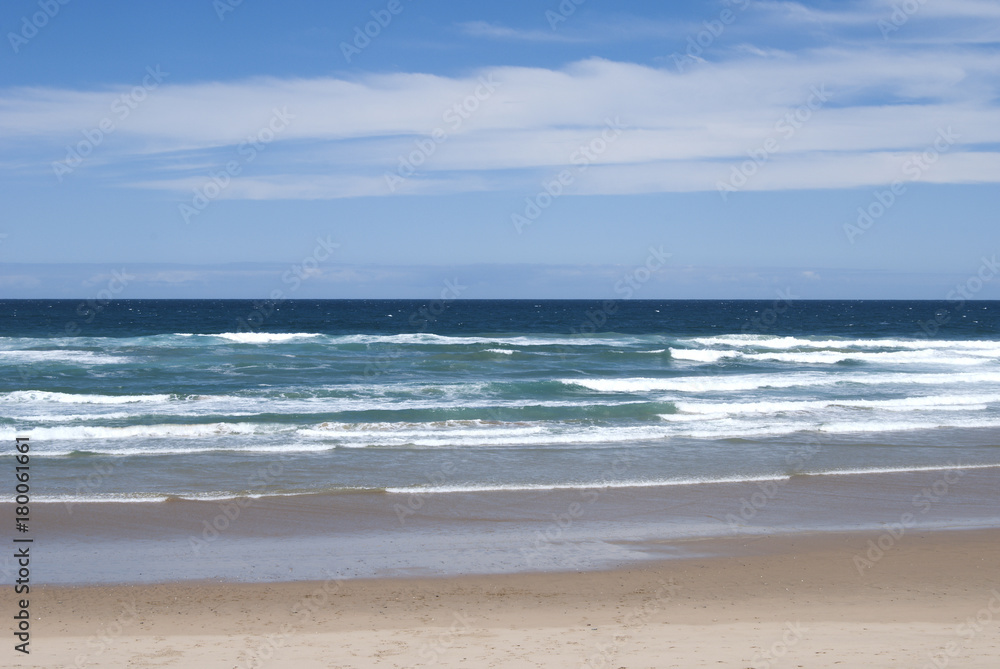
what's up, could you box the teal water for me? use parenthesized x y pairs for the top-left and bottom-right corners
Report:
(3, 300), (1000, 504)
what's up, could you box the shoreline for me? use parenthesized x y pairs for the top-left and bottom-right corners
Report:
(24, 466), (1000, 585)
(23, 528), (1000, 668)
(29, 461), (1000, 505)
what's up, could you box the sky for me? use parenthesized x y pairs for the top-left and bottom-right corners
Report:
(1, 0), (998, 299)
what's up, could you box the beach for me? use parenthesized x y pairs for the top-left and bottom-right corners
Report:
(3, 0), (998, 654)
(6, 0), (1000, 659)
(13, 465), (1000, 667)
(18, 528), (1000, 668)
(5, 300), (1000, 666)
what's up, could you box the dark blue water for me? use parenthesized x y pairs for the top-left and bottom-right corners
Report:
(2, 299), (998, 339)
(2, 300), (999, 504)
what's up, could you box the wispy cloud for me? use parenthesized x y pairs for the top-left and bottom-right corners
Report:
(456, 17), (687, 43)
(760, 0), (1000, 23)
(2, 3), (999, 200)
(456, 21), (584, 43)
(758, 0), (1000, 44)
(753, 1), (880, 26)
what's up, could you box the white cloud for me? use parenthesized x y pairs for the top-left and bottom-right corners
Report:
(456, 21), (583, 43)
(1, 17), (999, 200)
(574, 151), (1000, 195)
(753, 1), (880, 26)
(760, 0), (1000, 24)
(0, 274), (42, 288)
(456, 15), (697, 43)
(905, 0), (1000, 19)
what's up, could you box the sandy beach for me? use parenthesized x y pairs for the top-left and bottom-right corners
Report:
(6, 0), (1000, 662)
(13, 528), (999, 668)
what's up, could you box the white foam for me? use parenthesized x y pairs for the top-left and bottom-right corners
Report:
(1, 390), (173, 404)
(32, 493), (173, 504)
(658, 415), (1000, 440)
(10, 411), (135, 422)
(385, 474), (791, 494)
(32, 442), (336, 458)
(32, 465), (1000, 502)
(332, 333), (647, 348)
(300, 410), (1000, 447)
(683, 335), (1000, 353)
(669, 343), (995, 367)
(9, 394), (1000, 450)
(211, 332), (323, 343)
(736, 350), (986, 365)
(3, 393), (666, 425)
(385, 465), (1000, 494)
(562, 370), (1000, 393)
(299, 420), (677, 448)
(0, 350), (128, 365)
(31, 490), (297, 504)
(0, 422), (292, 441)
(562, 374), (824, 393)
(804, 463), (1000, 477)
(813, 417), (1000, 434)
(669, 349), (729, 363)
(675, 394), (1000, 416)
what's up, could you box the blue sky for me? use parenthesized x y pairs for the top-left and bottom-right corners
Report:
(1, 0), (999, 298)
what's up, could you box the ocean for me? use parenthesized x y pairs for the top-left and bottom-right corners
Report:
(5, 298), (1000, 508)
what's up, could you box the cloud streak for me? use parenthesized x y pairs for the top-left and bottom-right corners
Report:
(2, 3), (998, 199)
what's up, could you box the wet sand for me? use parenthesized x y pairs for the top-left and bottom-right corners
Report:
(13, 529), (1000, 668)
(25, 467), (1000, 583)
(8, 467), (1000, 666)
